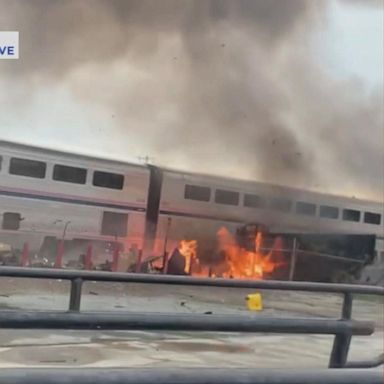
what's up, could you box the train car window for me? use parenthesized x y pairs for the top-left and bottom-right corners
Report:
(184, 184), (211, 202)
(364, 211), (381, 225)
(93, 171), (124, 190)
(101, 211), (128, 237)
(243, 193), (266, 208)
(53, 164), (87, 184)
(319, 205), (339, 219)
(296, 201), (316, 216)
(215, 189), (239, 206)
(9, 157), (46, 178)
(342, 208), (361, 222)
(269, 198), (292, 212)
(2, 212), (22, 230)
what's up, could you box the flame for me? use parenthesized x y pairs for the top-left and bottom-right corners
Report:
(213, 227), (278, 279)
(178, 227), (283, 279)
(177, 240), (198, 274)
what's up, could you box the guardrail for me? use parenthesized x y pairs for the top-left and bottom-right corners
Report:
(0, 368), (382, 384)
(0, 266), (383, 384)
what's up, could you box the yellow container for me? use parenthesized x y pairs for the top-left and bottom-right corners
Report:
(246, 293), (263, 311)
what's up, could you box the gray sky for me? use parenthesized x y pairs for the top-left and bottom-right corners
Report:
(317, 0), (382, 87)
(0, 0), (383, 201)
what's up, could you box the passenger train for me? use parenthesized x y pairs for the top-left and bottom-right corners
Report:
(0, 140), (383, 271)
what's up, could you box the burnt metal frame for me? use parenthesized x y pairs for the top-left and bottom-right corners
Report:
(0, 266), (383, 383)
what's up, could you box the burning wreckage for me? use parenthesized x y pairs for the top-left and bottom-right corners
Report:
(1, 222), (375, 283)
(141, 224), (376, 283)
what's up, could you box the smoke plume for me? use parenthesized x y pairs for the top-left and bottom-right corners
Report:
(0, 0), (382, 200)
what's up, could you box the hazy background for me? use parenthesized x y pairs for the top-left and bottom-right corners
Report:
(0, 0), (383, 200)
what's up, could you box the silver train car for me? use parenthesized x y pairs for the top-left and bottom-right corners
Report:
(0, 140), (383, 269)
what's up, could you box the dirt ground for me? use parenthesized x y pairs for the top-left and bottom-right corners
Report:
(0, 277), (383, 369)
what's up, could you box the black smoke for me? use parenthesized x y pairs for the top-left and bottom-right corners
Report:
(0, 0), (382, 199)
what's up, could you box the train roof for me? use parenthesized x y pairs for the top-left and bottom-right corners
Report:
(160, 167), (383, 208)
(0, 139), (144, 169)
(1, 139), (382, 207)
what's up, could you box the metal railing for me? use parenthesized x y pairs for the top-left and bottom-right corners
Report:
(0, 266), (383, 384)
(0, 368), (382, 384)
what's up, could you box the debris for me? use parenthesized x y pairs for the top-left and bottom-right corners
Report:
(88, 291), (99, 296)
(246, 293), (263, 311)
(180, 301), (186, 306)
(204, 311), (213, 315)
(167, 248), (186, 275)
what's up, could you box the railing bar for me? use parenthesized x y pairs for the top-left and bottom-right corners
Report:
(295, 250), (365, 264)
(0, 311), (374, 335)
(345, 353), (384, 368)
(341, 292), (353, 320)
(0, 368), (381, 384)
(0, 267), (383, 295)
(68, 278), (82, 311)
(329, 293), (353, 368)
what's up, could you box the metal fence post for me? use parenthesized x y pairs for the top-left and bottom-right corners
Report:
(162, 218), (172, 274)
(69, 278), (83, 311)
(112, 247), (119, 272)
(288, 237), (297, 281)
(20, 242), (29, 267)
(329, 292), (353, 368)
(84, 244), (92, 270)
(162, 252), (169, 274)
(135, 250), (143, 273)
(54, 239), (64, 269)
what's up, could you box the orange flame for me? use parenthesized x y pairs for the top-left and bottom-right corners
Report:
(179, 227), (283, 279)
(218, 227), (277, 279)
(178, 240), (198, 274)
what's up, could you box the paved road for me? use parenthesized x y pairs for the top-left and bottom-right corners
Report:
(0, 278), (382, 368)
